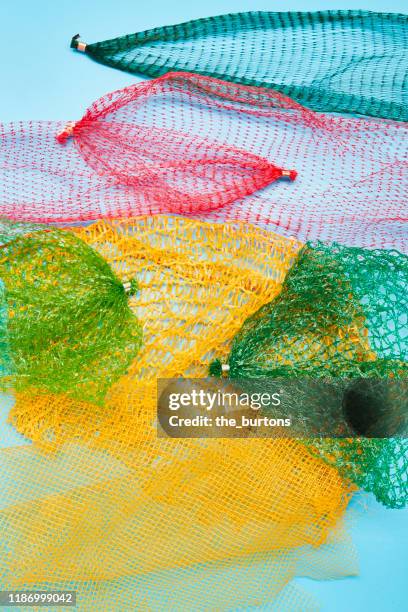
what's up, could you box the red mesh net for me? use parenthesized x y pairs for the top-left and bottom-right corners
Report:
(0, 73), (407, 250)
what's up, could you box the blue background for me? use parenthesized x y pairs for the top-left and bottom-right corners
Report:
(0, 1), (407, 610)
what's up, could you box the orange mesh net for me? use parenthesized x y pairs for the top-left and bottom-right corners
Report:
(3, 217), (355, 608)
(0, 440), (355, 609)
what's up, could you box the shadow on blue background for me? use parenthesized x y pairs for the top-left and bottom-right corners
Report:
(0, 1), (407, 610)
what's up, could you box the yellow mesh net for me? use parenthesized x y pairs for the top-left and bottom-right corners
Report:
(11, 216), (301, 444)
(3, 217), (355, 608)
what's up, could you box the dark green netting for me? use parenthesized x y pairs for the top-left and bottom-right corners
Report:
(72, 10), (408, 121)
(0, 228), (142, 404)
(210, 243), (408, 508)
(0, 280), (10, 377)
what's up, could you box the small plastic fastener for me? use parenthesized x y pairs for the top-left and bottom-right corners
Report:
(71, 34), (87, 52)
(122, 279), (139, 296)
(56, 121), (76, 144)
(281, 169), (298, 181)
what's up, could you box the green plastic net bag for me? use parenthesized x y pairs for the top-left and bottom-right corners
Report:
(0, 218), (44, 245)
(0, 218), (357, 610)
(210, 243), (408, 508)
(0, 224), (142, 403)
(0, 219), (50, 378)
(71, 10), (408, 121)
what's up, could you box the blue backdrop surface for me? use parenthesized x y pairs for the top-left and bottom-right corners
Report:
(0, 1), (407, 610)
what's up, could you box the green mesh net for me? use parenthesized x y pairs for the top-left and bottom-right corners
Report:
(210, 243), (408, 508)
(0, 218), (44, 246)
(0, 227), (142, 403)
(71, 10), (408, 121)
(0, 219), (357, 610)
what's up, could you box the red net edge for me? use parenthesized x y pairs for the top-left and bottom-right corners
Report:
(0, 72), (406, 247)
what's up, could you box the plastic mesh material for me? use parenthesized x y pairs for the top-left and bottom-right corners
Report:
(71, 10), (408, 121)
(210, 242), (408, 508)
(0, 442), (354, 610)
(0, 218), (44, 246)
(10, 216), (302, 446)
(0, 226), (142, 404)
(3, 217), (356, 607)
(1, 73), (407, 252)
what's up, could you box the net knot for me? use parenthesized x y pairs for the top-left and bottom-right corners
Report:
(281, 169), (297, 181)
(56, 121), (77, 144)
(123, 278), (139, 297)
(209, 359), (230, 377)
(71, 34), (87, 52)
